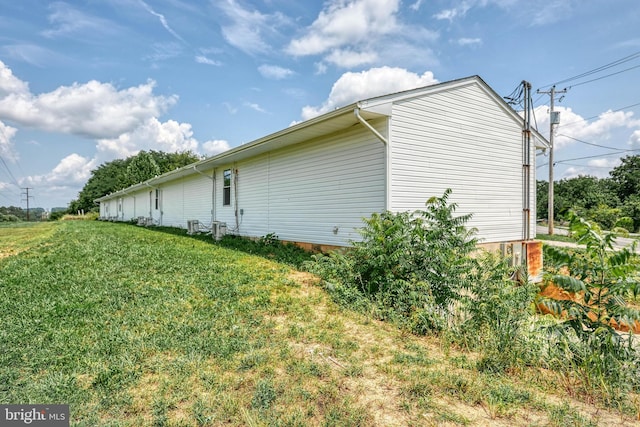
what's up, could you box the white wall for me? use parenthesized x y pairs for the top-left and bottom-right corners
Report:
(388, 82), (535, 243)
(160, 181), (182, 227)
(212, 123), (387, 246)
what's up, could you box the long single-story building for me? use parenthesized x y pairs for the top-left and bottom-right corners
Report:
(96, 76), (548, 277)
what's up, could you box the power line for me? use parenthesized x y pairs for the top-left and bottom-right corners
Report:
(555, 151), (631, 164)
(539, 50), (640, 89)
(0, 154), (20, 187)
(559, 100), (640, 128)
(568, 63), (640, 88)
(557, 134), (626, 151)
(0, 191), (16, 203)
(559, 162), (617, 169)
(537, 152), (626, 169)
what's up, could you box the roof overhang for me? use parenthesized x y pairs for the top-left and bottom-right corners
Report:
(96, 104), (387, 202)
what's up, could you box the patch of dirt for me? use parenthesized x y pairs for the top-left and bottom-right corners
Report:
(285, 271), (640, 426)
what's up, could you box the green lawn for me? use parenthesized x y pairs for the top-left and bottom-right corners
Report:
(0, 221), (636, 426)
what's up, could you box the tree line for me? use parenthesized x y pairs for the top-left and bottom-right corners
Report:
(538, 154), (640, 232)
(67, 150), (202, 214)
(0, 206), (48, 222)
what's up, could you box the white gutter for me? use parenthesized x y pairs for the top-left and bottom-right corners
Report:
(354, 108), (388, 145)
(192, 165), (213, 180)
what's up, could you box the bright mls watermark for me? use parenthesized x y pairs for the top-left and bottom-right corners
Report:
(1, 405), (69, 426)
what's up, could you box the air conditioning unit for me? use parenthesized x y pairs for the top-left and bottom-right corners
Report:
(187, 220), (199, 235)
(212, 221), (227, 241)
(145, 217), (153, 227)
(137, 216), (146, 226)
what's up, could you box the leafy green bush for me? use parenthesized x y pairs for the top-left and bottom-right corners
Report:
(614, 216), (633, 233)
(48, 211), (66, 221)
(306, 189), (478, 334)
(540, 211), (640, 401)
(587, 204), (621, 230)
(0, 213), (20, 222)
(452, 253), (540, 373)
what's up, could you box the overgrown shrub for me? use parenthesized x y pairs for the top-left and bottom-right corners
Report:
(0, 213), (20, 222)
(614, 216), (633, 233)
(306, 189), (479, 333)
(451, 253), (540, 373)
(540, 211), (640, 401)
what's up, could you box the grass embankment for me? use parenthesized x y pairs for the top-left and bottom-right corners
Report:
(0, 221), (637, 426)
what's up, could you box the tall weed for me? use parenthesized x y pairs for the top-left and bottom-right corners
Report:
(540, 211), (640, 402)
(452, 253), (541, 373)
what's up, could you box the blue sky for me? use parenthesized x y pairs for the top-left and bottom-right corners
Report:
(0, 0), (639, 210)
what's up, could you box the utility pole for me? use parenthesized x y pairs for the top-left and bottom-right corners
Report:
(537, 85), (567, 235)
(21, 187), (33, 221)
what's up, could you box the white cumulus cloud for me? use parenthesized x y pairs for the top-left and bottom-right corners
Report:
(25, 153), (97, 187)
(535, 106), (640, 149)
(202, 139), (231, 156)
(562, 156), (621, 179)
(0, 61), (177, 139)
(629, 129), (640, 148)
(300, 66), (438, 121)
(0, 61), (29, 96)
(286, 0), (436, 69)
(287, 0), (400, 56)
(96, 118), (199, 159)
(0, 120), (18, 161)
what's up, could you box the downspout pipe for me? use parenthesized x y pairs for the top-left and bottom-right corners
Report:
(118, 188), (136, 220)
(355, 107), (389, 212)
(354, 108), (388, 145)
(192, 165), (214, 180)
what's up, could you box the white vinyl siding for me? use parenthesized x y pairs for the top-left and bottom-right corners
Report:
(122, 197), (135, 220)
(161, 180), (184, 227)
(210, 123), (386, 245)
(183, 174), (213, 226)
(264, 123), (385, 245)
(388, 82), (532, 243)
(235, 156), (270, 238)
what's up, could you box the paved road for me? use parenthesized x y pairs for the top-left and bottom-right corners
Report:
(536, 225), (640, 252)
